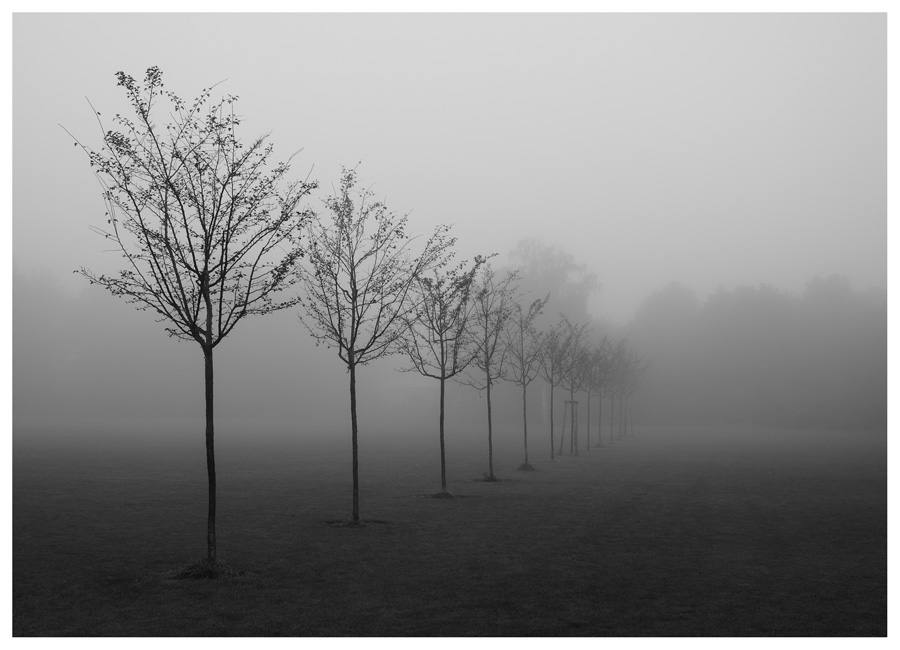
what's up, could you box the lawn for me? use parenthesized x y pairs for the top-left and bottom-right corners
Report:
(12, 424), (886, 636)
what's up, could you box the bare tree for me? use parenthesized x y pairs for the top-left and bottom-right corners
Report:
(461, 263), (518, 481)
(586, 338), (612, 448)
(502, 294), (549, 471)
(558, 319), (589, 456)
(608, 338), (630, 444)
(538, 317), (569, 461)
(68, 67), (315, 571)
(296, 166), (454, 524)
(402, 256), (487, 496)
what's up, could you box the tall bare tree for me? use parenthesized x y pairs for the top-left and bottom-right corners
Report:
(461, 263), (518, 481)
(296, 166), (454, 524)
(402, 256), (487, 495)
(68, 67), (315, 570)
(558, 319), (589, 456)
(538, 318), (570, 461)
(502, 294), (549, 471)
(586, 338), (612, 448)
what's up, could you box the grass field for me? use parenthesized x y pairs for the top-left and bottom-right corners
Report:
(12, 424), (886, 636)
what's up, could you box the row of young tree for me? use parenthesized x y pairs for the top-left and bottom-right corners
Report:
(67, 68), (645, 573)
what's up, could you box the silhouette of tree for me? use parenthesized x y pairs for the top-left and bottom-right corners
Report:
(538, 318), (571, 460)
(558, 318), (589, 456)
(296, 166), (454, 524)
(508, 239), (598, 326)
(68, 67), (315, 569)
(502, 293), (549, 471)
(461, 263), (518, 481)
(584, 336), (612, 450)
(402, 256), (487, 495)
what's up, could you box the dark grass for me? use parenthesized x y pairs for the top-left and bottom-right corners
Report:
(12, 425), (886, 636)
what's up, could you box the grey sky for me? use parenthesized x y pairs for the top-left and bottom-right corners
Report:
(13, 12), (886, 325)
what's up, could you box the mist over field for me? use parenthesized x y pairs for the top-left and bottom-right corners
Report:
(11, 10), (887, 637)
(12, 256), (887, 447)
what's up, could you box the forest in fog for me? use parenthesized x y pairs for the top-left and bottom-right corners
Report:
(628, 276), (886, 429)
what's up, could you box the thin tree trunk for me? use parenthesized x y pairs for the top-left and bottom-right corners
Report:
(439, 375), (447, 492)
(522, 383), (529, 466)
(486, 377), (495, 480)
(549, 380), (556, 460)
(559, 398), (566, 456)
(609, 393), (615, 445)
(586, 393), (591, 451)
(203, 344), (216, 563)
(597, 389), (603, 448)
(349, 356), (360, 523)
(570, 388), (576, 456)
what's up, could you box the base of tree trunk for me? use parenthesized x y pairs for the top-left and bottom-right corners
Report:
(171, 558), (244, 580)
(517, 463), (536, 471)
(482, 473), (499, 482)
(430, 491), (456, 499)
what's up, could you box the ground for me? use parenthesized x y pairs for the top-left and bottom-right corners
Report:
(12, 424), (886, 636)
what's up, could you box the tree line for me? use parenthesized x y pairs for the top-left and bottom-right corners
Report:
(66, 68), (644, 574)
(627, 279), (885, 429)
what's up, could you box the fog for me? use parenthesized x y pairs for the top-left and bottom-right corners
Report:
(12, 13), (886, 448)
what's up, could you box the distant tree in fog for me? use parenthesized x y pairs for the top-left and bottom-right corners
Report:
(67, 67), (316, 571)
(508, 239), (598, 326)
(296, 166), (454, 524)
(584, 336), (612, 450)
(538, 319), (571, 461)
(461, 263), (518, 482)
(629, 276), (885, 428)
(607, 339), (628, 443)
(558, 319), (589, 456)
(502, 293), (549, 471)
(620, 350), (649, 437)
(401, 256), (487, 496)
(606, 339), (646, 440)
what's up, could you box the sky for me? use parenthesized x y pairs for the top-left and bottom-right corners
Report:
(12, 11), (886, 326)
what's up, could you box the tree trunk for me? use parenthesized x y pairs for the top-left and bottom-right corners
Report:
(558, 398), (566, 456)
(549, 380), (556, 460)
(571, 387), (577, 456)
(203, 344), (216, 563)
(349, 356), (360, 523)
(522, 382), (529, 465)
(586, 393), (591, 451)
(609, 393), (615, 445)
(486, 376), (495, 480)
(439, 376), (447, 492)
(597, 389), (603, 447)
